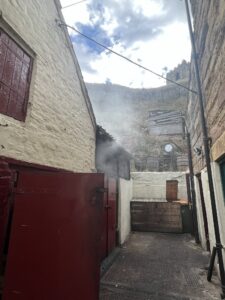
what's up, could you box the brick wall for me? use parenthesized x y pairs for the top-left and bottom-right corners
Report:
(0, 0), (96, 172)
(187, 1), (225, 171)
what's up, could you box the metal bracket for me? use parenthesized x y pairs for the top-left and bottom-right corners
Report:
(96, 187), (108, 193)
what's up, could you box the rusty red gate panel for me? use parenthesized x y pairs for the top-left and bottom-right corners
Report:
(107, 177), (117, 255)
(2, 171), (104, 300)
(101, 176), (108, 261)
(101, 177), (117, 262)
(0, 162), (13, 261)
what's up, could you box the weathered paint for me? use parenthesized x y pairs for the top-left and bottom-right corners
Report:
(195, 164), (225, 267)
(118, 178), (133, 245)
(3, 170), (104, 300)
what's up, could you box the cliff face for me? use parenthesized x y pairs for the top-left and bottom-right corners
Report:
(86, 80), (189, 171)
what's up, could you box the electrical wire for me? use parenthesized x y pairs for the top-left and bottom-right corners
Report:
(61, 0), (88, 9)
(57, 21), (197, 94)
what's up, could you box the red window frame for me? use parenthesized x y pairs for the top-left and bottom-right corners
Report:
(0, 29), (33, 121)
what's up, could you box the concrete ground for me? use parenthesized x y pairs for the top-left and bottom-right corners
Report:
(100, 232), (221, 300)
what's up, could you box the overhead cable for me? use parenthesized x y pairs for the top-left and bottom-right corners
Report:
(61, 0), (88, 9)
(57, 21), (197, 94)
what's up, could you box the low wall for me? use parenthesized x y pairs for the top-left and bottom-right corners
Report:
(118, 178), (133, 245)
(131, 172), (188, 201)
(131, 202), (182, 233)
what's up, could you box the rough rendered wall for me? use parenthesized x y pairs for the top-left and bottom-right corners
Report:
(131, 172), (188, 201)
(118, 178), (133, 245)
(0, 0), (95, 172)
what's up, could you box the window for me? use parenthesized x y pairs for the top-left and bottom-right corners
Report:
(0, 29), (32, 121)
(220, 159), (225, 204)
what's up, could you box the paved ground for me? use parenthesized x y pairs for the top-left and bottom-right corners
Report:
(100, 232), (221, 300)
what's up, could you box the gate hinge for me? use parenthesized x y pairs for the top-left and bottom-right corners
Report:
(12, 171), (19, 187)
(96, 187), (108, 193)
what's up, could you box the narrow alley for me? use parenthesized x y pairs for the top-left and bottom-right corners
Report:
(100, 232), (220, 300)
(1, 1), (225, 299)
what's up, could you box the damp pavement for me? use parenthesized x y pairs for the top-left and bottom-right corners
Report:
(100, 232), (221, 300)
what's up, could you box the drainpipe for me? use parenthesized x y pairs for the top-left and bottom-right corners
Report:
(181, 116), (199, 243)
(186, 129), (200, 244)
(184, 0), (225, 297)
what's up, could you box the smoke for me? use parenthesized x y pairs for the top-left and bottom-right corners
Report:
(87, 83), (150, 154)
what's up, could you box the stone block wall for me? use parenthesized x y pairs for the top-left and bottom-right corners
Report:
(188, 1), (225, 172)
(0, 0), (96, 172)
(188, 0), (225, 270)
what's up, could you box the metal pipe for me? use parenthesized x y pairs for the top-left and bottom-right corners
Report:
(184, 0), (225, 297)
(186, 131), (200, 243)
(181, 116), (199, 243)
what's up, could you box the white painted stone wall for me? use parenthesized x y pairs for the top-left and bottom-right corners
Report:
(0, 0), (96, 172)
(194, 176), (207, 250)
(131, 172), (188, 201)
(118, 178), (133, 245)
(200, 169), (216, 250)
(197, 164), (225, 268)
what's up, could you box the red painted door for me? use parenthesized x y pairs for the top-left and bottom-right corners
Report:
(0, 162), (13, 261)
(101, 176), (108, 261)
(2, 171), (104, 300)
(107, 177), (117, 254)
(100, 176), (117, 261)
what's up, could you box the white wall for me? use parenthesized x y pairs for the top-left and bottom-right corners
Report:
(131, 172), (188, 201)
(194, 176), (207, 250)
(212, 163), (225, 269)
(197, 164), (225, 272)
(0, 0), (96, 172)
(118, 178), (133, 245)
(200, 169), (216, 250)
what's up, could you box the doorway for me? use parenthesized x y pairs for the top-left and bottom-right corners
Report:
(166, 180), (178, 201)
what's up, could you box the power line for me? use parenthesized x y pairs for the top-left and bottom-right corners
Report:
(61, 0), (88, 9)
(57, 21), (197, 94)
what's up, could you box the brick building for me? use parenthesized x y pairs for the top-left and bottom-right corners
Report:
(187, 1), (225, 265)
(0, 0), (96, 172)
(0, 1), (106, 299)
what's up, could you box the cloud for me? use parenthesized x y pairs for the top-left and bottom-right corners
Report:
(60, 0), (190, 88)
(83, 0), (187, 47)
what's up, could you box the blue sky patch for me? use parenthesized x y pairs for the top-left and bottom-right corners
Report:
(72, 23), (113, 54)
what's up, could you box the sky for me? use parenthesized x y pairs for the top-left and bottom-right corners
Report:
(60, 0), (191, 88)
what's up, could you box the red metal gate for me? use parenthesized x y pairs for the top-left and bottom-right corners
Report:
(0, 162), (13, 263)
(2, 169), (104, 300)
(107, 177), (117, 254)
(101, 177), (117, 261)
